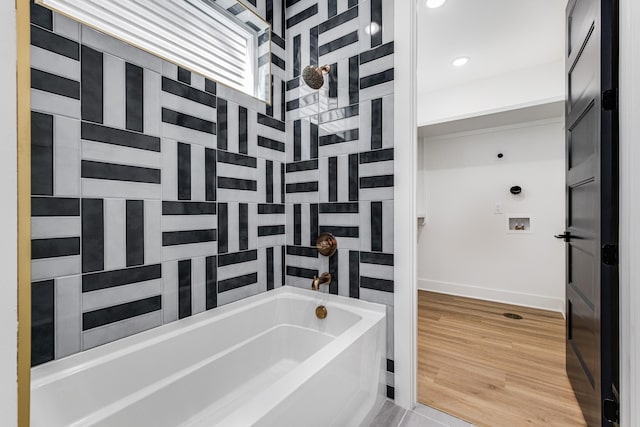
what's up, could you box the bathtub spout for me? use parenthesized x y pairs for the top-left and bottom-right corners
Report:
(311, 272), (332, 290)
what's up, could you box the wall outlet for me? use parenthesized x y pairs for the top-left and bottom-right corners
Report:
(495, 202), (503, 214)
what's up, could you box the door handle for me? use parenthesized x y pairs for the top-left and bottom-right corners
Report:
(555, 232), (570, 242)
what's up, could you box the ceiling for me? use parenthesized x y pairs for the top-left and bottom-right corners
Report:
(417, 0), (567, 95)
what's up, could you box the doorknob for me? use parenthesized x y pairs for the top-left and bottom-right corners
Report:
(555, 232), (570, 242)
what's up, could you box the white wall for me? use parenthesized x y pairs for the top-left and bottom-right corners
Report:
(0, 0), (18, 425)
(417, 118), (566, 312)
(418, 60), (564, 126)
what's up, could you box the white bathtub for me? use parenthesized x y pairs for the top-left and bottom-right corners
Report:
(31, 287), (387, 427)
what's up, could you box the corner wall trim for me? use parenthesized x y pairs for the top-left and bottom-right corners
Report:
(417, 278), (565, 313)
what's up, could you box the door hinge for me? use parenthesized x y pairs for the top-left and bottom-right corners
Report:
(603, 398), (619, 424)
(602, 89), (618, 111)
(602, 244), (619, 266)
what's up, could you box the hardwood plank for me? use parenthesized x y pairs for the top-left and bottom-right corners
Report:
(417, 290), (587, 427)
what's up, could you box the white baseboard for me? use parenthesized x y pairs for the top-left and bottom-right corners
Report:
(417, 279), (565, 313)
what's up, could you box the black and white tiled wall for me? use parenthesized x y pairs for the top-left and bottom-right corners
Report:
(30, 0), (395, 400)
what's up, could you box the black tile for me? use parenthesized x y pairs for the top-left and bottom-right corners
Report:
(360, 42), (394, 64)
(286, 182), (319, 193)
(310, 203), (318, 246)
(205, 79), (217, 94)
(31, 279), (54, 366)
(310, 122), (319, 159)
(217, 98), (227, 149)
(81, 46), (103, 122)
(239, 106), (248, 154)
(349, 55), (359, 105)
(319, 5), (358, 34)
(30, 2), (52, 30)
(83, 295), (162, 330)
(286, 159), (318, 172)
(266, 160), (274, 203)
(319, 129), (359, 146)
(126, 200), (145, 267)
(31, 25), (78, 59)
(387, 386), (395, 400)
(31, 111), (53, 196)
(286, 266), (317, 279)
(328, 62), (338, 98)
(348, 153), (359, 201)
(177, 67), (191, 85)
(177, 142), (191, 200)
(371, 99), (383, 149)
(81, 160), (161, 184)
(178, 259), (192, 319)
(206, 256), (217, 310)
(32, 68), (80, 99)
(371, 202), (383, 252)
(281, 164), (286, 204)
(162, 201), (216, 215)
(258, 113), (286, 132)
(318, 31), (358, 56)
(81, 122), (160, 152)
(360, 148), (394, 163)
(319, 226), (358, 238)
(162, 108), (216, 134)
(286, 4), (318, 29)
(387, 358), (395, 373)
(328, 0), (337, 18)
(217, 177), (257, 191)
(82, 198), (104, 273)
(125, 63), (144, 132)
(286, 245), (317, 258)
(162, 229), (216, 246)
(360, 251), (394, 265)
(218, 203), (228, 253)
(371, 0), (383, 47)
(32, 197), (79, 217)
(162, 77), (216, 107)
(329, 250), (338, 294)
(310, 26), (318, 67)
(258, 225), (285, 236)
(271, 53), (286, 71)
(239, 203), (249, 250)
(218, 273), (258, 292)
(266, 247), (274, 290)
(349, 251), (359, 298)
(258, 136), (286, 152)
(82, 264), (162, 292)
(266, 0), (273, 26)
(361, 276), (393, 292)
(31, 237), (80, 259)
(206, 148), (217, 201)
(328, 156), (338, 202)
(319, 202), (358, 213)
(217, 151), (257, 168)
(360, 69), (394, 89)
(360, 175), (394, 188)
(294, 204), (301, 246)
(258, 204), (285, 214)
(218, 249), (258, 266)
(293, 34), (301, 77)
(286, 78), (300, 91)
(294, 120), (301, 161)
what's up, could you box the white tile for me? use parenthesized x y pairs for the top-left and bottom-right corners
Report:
(161, 91), (215, 123)
(82, 279), (162, 311)
(191, 73), (206, 92)
(31, 89), (81, 119)
(55, 275), (81, 358)
(144, 200), (162, 265)
(162, 241), (217, 261)
(191, 144), (206, 201)
(82, 179), (161, 199)
(217, 259), (258, 281)
(144, 69), (161, 136)
(102, 54), (126, 129)
(162, 215), (216, 231)
(31, 217), (80, 239)
(31, 46), (80, 81)
(191, 257), (206, 315)
(104, 199), (126, 270)
(162, 61), (178, 79)
(162, 260), (178, 323)
(82, 310), (163, 350)
(400, 411), (446, 427)
(217, 281), (264, 306)
(162, 139), (178, 200)
(54, 116), (81, 196)
(225, 99), (240, 154)
(160, 122), (217, 149)
(31, 256), (81, 281)
(53, 13), (80, 41)
(81, 140), (162, 169)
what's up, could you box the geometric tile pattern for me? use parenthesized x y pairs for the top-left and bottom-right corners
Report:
(30, 0), (395, 398)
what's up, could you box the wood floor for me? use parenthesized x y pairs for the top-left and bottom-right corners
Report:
(417, 291), (587, 427)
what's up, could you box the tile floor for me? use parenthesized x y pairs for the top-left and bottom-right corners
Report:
(370, 401), (476, 427)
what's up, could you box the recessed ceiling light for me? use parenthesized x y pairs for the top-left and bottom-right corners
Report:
(452, 57), (469, 67)
(426, 0), (446, 8)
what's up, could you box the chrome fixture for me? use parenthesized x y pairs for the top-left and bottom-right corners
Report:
(311, 272), (332, 291)
(302, 64), (330, 89)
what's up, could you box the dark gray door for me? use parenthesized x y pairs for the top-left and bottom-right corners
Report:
(562, 0), (618, 425)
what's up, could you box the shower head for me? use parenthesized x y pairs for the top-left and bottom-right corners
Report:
(302, 64), (331, 90)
